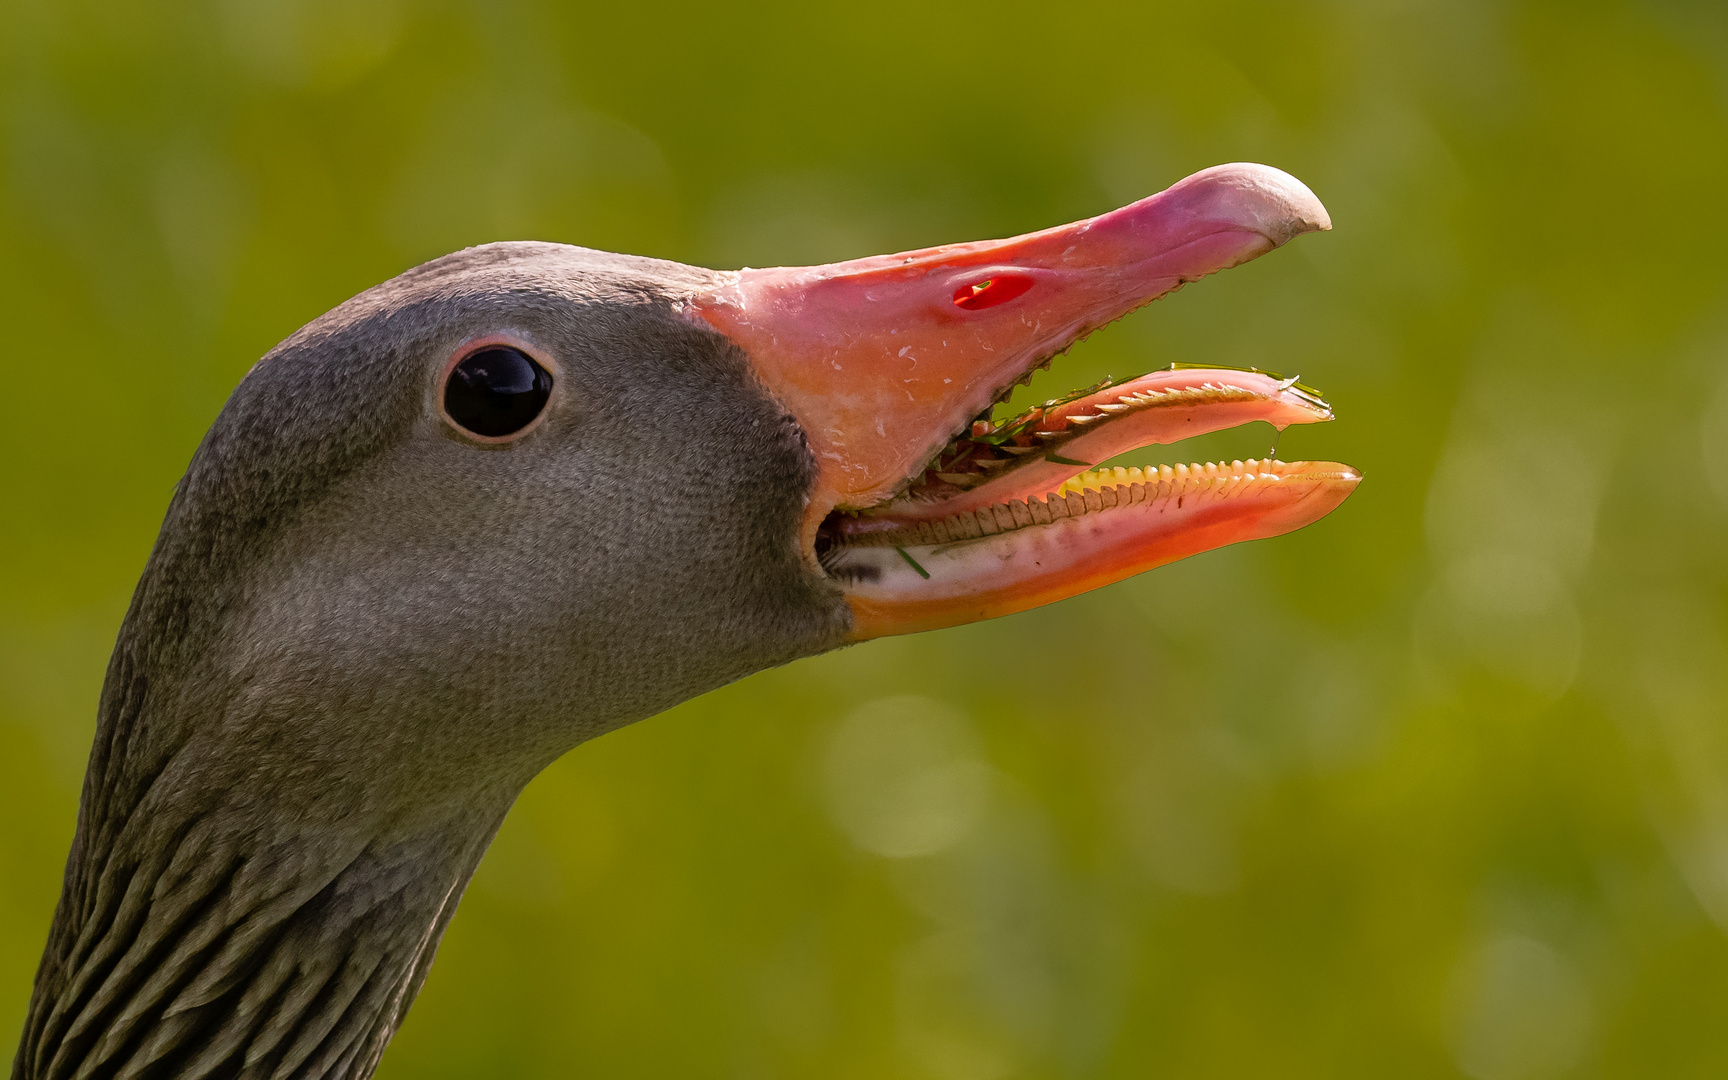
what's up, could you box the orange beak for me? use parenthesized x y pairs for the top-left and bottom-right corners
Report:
(686, 163), (1360, 640)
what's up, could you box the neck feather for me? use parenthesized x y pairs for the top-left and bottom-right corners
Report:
(13, 623), (514, 1080)
(15, 785), (502, 1080)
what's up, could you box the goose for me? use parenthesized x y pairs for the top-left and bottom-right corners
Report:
(11, 163), (1357, 1080)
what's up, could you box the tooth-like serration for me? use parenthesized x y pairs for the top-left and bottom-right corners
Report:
(1084, 382), (1262, 416)
(844, 459), (1316, 550)
(936, 472), (987, 488)
(955, 384), (1327, 491)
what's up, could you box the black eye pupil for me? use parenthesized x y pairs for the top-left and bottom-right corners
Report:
(444, 347), (553, 438)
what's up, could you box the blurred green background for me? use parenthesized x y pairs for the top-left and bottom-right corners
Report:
(5, 0), (1728, 1077)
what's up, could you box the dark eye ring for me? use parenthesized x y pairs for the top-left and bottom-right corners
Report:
(440, 343), (554, 441)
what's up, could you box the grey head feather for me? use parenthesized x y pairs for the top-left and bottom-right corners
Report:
(14, 243), (852, 1080)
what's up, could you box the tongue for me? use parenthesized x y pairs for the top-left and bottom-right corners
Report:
(846, 367), (1335, 527)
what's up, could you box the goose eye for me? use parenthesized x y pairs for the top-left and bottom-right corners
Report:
(443, 346), (553, 439)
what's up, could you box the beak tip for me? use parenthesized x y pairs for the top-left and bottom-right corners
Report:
(1199, 162), (1333, 244)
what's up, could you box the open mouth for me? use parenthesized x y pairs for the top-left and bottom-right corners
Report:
(816, 363), (1357, 636)
(687, 163), (1360, 640)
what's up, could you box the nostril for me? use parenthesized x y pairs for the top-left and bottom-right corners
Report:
(952, 273), (1035, 311)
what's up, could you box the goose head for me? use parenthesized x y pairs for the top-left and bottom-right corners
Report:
(14, 163), (1356, 1080)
